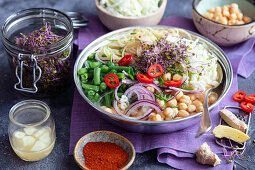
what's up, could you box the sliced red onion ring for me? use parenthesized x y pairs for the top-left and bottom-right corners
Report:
(125, 100), (162, 116)
(122, 79), (137, 85)
(140, 93), (154, 101)
(114, 82), (122, 102)
(167, 91), (180, 102)
(135, 83), (162, 94)
(113, 100), (153, 120)
(168, 87), (203, 93)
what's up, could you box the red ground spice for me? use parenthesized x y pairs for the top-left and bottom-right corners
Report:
(83, 142), (129, 170)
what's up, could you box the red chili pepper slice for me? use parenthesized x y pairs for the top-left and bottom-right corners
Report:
(245, 94), (255, 104)
(164, 80), (182, 87)
(240, 101), (254, 113)
(118, 54), (133, 66)
(233, 91), (246, 102)
(147, 64), (163, 78)
(105, 73), (120, 88)
(137, 73), (154, 84)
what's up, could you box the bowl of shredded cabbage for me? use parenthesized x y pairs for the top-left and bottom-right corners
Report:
(95, 0), (167, 30)
(74, 26), (233, 133)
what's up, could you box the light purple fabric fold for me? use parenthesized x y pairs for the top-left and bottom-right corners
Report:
(69, 15), (255, 169)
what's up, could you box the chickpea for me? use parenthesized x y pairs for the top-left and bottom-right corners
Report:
(222, 10), (230, 17)
(146, 86), (155, 93)
(175, 91), (184, 101)
(243, 16), (252, 23)
(178, 110), (190, 117)
(187, 104), (196, 113)
(230, 13), (237, 20)
(163, 107), (174, 117)
(162, 72), (171, 81)
(151, 114), (162, 121)
(172, 108), (179, 116)
(165, 117), (173, 121)
(156, 99), (165, 109)
(196, 105), (203, 112)
(204, 12), (213, 20)
(187, 94), (196, 101)
(230, 3), (239, 13)
(237, 13), (243, 20)
(209, 92), (218, 104)
(193, 100), (203, 108)
(172, 74), (182, 81)
(101, 106), (113, 113)
(179, 95), (191, 105)
(220, 17), (228, 25)
(236, 20), (245, 25)
(228, 19), (236, 25)
(174, 117), (182, 120)
(166, 98), (177, 107)
(215, 6), (222, 13)
(222, 5), (229, 12)
(178, 103), (188, 110)
(208, 8), (215, 13)
(111, 107), (117, 114)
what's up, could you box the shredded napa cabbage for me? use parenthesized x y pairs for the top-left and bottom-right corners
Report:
(99, 0), (161, 17)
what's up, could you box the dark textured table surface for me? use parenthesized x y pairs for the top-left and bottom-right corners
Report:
(0, 0), (254, 169)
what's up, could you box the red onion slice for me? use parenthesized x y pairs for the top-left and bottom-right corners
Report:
(122, 79), (137, 85)
(166, 91), (180, 102)
(168, 87), (203, 93)
(135, 83), (162, 94)
(125, 100), (162, 116)
(114, 82), (122, 102)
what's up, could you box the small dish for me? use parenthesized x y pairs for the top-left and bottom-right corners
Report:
(74, 130), (135, 170)
(94, 0), (167, 30)
(192, 0), (255, 46)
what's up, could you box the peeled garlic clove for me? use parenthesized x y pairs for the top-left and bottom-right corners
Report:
(39, 130), (51, 145)
(23, 127), (37, 135)
(13, 130), (25, 139)
(34, 128), (47, 138)
(22, 136), (36, 147)
(30, 140), (47, 152)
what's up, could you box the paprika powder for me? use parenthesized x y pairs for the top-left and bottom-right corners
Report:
(83, 142), (129, 170)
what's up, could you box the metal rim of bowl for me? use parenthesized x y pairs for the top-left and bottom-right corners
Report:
(74, 130), (136, 170)
(74, 26), (233, 125)
(192, 0), (255, 27)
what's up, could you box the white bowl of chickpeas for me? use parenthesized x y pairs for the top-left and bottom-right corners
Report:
(192, 0), (255, 46)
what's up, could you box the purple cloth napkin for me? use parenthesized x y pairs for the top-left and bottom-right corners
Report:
(69, 15), (255, 169)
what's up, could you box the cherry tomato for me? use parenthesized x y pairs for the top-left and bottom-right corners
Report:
(245, 94), (255, 104)
(164, 80), (182, 87)
(233, 91), (246, 102)
(147, 64), (163, 78)
(118, 54), (133, 66)
(137, 74), (154, 84)
(240, 101), (254, 113)
(105, 73), (120, 88)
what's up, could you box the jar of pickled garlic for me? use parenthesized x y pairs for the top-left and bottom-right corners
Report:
(1, 8), (73, 97)
(8, 100), (56, 161)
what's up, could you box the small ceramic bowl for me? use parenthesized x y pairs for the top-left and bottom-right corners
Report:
(74, 131), (135, 170)
(94, 0), (167, 30)
(192, 0), (255, 46)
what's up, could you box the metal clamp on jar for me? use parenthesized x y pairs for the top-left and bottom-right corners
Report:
(1, 8), (74, 97)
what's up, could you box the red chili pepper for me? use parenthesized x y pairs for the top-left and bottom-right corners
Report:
(240, 101), (254, 113)
(164, 80), (182, 87)
(137, 73), (154, 84)
(147, 64), (163, 78)
(233, 91), (246, 102)
(105, 73), (120, 88)
(118, 54), (133, 66)
(245, 94), (255, 104)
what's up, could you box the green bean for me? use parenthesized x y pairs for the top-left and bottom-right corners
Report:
(81, 83), (99, 92)
(94, 67), (101, 85)
(78, 68), (88, 75)
(109, 66), (133, 74)
(80, 73), (88, 81)
(105, 93), (111, 108)
(87, 90), (95, 96)
(87, 53), (96, 60)
(116, 73), (125, 79)
(106, 61), (114, 67)
(100, 82), (107, 92)
(101, 66), (109, 73)
(94, 93), (100, 102)
(128, 73), (135, 80)
(89, 62), (102, 69)
(108, 69), (117, 74)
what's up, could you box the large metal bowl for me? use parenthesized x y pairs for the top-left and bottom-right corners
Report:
(74, 26), (233, 133)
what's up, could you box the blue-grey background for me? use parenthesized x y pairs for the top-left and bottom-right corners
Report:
(0, 0), (254, 169)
